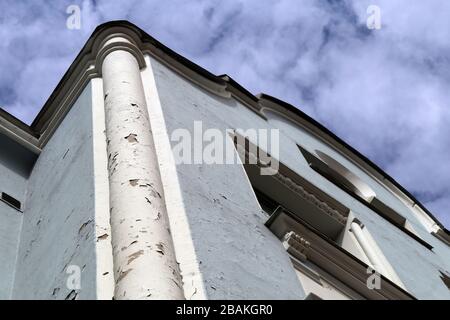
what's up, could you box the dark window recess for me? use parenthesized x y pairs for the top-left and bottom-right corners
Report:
(370, 197), (406, 227)
(254, 188), (279, 215)
(1, 192), (21, 210)
(305, 293), (322, 300)
(440, 271), (450, 290)
(298, 145), (433, 250)
(300, 146), (368, 201)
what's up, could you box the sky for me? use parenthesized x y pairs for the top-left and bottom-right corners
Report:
(0, 0), (449, 227)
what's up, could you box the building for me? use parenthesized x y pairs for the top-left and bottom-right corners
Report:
(0, 21), (449, 300)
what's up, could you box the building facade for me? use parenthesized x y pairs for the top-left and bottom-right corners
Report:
(0, 21), (449, 300)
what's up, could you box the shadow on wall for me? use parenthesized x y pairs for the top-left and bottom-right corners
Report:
(0, 134), (37, 178)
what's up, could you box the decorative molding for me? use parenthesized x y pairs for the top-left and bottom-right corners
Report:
(38, 65), (99, 147)
(0, 115), (40, 154)
(141, 46), (232, 99)
(95, 33), (146, 76)
(283, 231), (311, 262)
(266, 208), (416, 300)
(233, 134), (348, 225)
(272, 172), (348, 224)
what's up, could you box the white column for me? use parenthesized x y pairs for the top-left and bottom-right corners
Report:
(350, 221), (386, 275)
(99, 36), (184, 300)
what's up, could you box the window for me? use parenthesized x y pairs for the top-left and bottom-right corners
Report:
(233, 137), (412, 299)
(0, 192), (21, 211)
(315, 149), (376, 202)
(233, 135), (349, 241)
(298, 145), (432, 250)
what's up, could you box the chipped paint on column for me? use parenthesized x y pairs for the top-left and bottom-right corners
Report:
(91, 78), (115, 299)
(100, 37), (184, 299)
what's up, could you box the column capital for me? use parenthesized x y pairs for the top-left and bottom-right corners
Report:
(95, 33), (146, 76)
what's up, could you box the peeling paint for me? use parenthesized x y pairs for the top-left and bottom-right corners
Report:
(129, 179), (139, 186)
(7, 84), (99, 299)
(156, 242), (165, 255)
(65, 290), (78, 300)
(124, 133), (138, 143)
(62, 149), (70, 159)
(79, 219), (93, 234)
(121, 240), (138, 251)
(116, 269), (133, 283)
(97, 233), (109, 241)
(127, 250), (144, 265)
(101, 45), (183, 300)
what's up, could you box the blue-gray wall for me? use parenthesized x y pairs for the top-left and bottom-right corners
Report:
(8, 83), (97, 299)
(0, 131), (36, 298)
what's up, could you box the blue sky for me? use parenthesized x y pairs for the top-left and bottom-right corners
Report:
(0, 0), (449, 227)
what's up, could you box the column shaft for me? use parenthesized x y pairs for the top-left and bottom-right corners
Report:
(102, 48), (183, 300)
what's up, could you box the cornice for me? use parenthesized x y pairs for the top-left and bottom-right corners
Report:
(0, 109), (40, 154)
(272, 172), (348, 225)
(140, 45), (231, 99)
(94, 33), (147, 75)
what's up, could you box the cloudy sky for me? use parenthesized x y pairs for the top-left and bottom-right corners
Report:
(0, 0), (449, 227)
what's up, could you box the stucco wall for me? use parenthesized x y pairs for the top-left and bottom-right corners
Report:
(12, 83), (97, 299)
(149, 57), (450, 299)
(0, 202), (22, 299)
(148, 57), (305, 299)
(0, 134), (36, 299)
